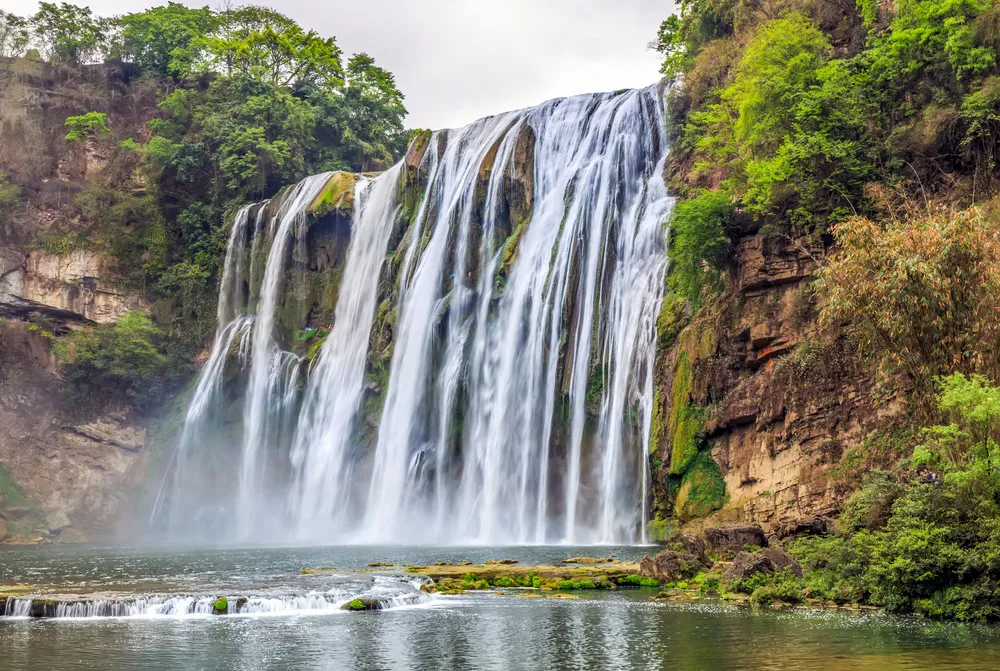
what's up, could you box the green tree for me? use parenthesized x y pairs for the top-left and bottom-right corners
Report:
(0, 10), (30, 59)
(30, 2), (106, 64)
(113, 2), (218, 78)
(204, 6), (343, 89)
(54, 311), (175, 412)
(817, 207), (1000, 390)
(64, 111), (110, 142)
(312, 53), (408, 171)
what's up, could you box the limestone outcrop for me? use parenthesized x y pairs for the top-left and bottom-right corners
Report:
(649, 229), (904, 535)
(0, 248), (144, 324)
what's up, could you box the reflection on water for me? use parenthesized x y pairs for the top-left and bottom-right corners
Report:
(1, 546), (999, 670)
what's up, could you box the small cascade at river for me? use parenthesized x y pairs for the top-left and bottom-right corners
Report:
(153, 85), (673, 545)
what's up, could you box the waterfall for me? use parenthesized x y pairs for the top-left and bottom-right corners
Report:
(155, 85), (672, 545)
(289, 165), (403, 536)
(237, 173), (334, 537)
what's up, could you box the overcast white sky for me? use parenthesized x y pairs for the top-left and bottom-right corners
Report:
(0, 0), (672, 129)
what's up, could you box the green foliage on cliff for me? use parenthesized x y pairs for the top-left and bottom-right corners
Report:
(53, 311), (178, 414)
(73, 183), (167, 283)
(726, 375), (1000, 621)
(657, 0), (1000, 307)
(63, 111), (110, 143)
(113, 3), (218, 78)
(2, 3), (409, 372)
(0, 169), (20, 227)
(30, 2), (106, 65)
(816, 204), (1000, 392)
(0, 11), (31, 60)
(666, 190), (732, 307)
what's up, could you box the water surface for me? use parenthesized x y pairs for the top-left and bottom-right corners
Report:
(2, 545), (998, 670)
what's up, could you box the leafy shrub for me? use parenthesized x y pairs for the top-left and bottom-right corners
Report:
(72, 183), (168, 286)
(53, 311), (176, 414)
(839, 471), (906, 533)
(667, 190), (732, 306)
(0, 169), (20, 227)
(64, 112), (110, 143)
(619, 574), (660, 587)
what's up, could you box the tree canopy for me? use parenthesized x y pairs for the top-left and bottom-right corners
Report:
(0, 2), (410, 365)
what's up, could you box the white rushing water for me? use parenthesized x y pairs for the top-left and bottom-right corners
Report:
(155, 85), (672, 545)
(1, 577), (433, 619)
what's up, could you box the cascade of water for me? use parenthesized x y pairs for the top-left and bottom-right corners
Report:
(158, 85), (672, 546)
(289, 165), (403, 537)
(149, 204), (257, 528)
(237, 173), (333, 538)
(360, 113), (521, 541)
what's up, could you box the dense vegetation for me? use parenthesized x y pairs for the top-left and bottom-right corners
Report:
(656, 0), (1000, 314)
(0, 2), (408, 411)
(655, 0), (1000, 621)
(720, 374), (1000, 621)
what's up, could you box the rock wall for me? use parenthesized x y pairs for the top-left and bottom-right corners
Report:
(1, 248), (144, 323)
(0, 59), (158, 543)
(649, 230), (902, 536)
(0, 320), (149, 543)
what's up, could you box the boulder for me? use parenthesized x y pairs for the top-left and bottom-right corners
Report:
(776, 516), (833, 540)
(703, 523), (767, 559)
(639, 548), (710, 583)
(341, 597), (383, 612)
(668, 533), (708, 560)
(723, 551), (774, 582)
(723, 548), (802, 582)
(759, 547), (803, 577)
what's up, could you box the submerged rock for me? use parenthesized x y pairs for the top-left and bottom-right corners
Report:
(341, 598), (382, 612)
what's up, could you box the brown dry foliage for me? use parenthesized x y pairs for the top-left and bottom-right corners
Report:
(816, 204), (1000, 392)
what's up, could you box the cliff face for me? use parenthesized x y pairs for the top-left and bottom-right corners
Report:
(0, 320), (149, 543)
(0, 60), (156, 543)
(649, 229), (902, 536)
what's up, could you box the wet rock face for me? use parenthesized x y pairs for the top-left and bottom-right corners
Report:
(650, 229), (902, 534)
(0, 321), (148, 544)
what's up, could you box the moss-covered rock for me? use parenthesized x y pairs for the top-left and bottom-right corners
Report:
(309, 172), (356, 217)
(675, 452), (728, 521)
(667, 353), (707, 476)
(342, 597), (381, 611)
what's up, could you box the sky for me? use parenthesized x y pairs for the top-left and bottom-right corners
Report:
(0, 0), (672, 129)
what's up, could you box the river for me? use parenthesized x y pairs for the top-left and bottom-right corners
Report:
(2, 545), (999, 669)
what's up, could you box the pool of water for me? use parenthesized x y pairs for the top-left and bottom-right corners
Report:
(2, 545), (999, 670)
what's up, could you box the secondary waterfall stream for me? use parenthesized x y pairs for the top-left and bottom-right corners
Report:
(153, 85), (673, 545)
